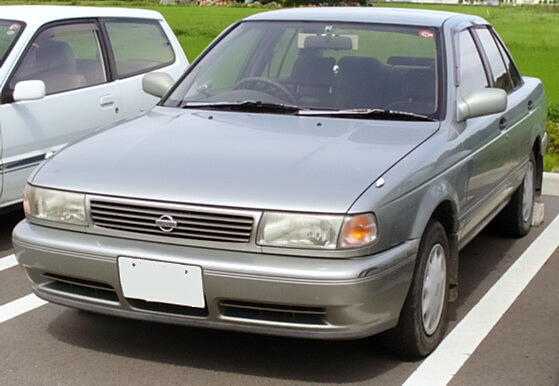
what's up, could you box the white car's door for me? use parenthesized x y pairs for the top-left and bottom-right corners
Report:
(0, 20), (120, 206)
(101, 18), (188, 119)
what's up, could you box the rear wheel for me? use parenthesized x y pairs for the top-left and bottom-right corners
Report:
(382, 219), (450, 357)
(498, 155), (536, 238)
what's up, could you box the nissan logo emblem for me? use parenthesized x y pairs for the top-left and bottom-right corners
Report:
(155, 214), (178, 233)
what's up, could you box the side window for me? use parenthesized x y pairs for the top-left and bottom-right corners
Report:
(10, 23), (106, 95)
(458, 30), (488, 99)
(475, 27), (513, 93)
(104, 20), (175, 78)
(492, 29), (523, 89)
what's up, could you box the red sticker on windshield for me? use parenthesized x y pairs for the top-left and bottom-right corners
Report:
(419, 30), (434, 39)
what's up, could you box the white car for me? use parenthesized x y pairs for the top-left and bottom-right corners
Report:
(0, 6), (188, 210)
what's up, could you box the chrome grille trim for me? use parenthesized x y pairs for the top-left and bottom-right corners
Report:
(87, 196), (261, 249)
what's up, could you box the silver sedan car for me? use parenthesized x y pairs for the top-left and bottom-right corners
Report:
(14, 8), (547, 357)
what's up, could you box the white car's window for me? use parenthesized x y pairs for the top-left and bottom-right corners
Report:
(0, 19), (24, 66)
(458, 30), (489, 99)
(104, 20), (175, 78)
(10, 22), (106, 95)
(166, 21), (442, 118)
(475, 27), (513, 93)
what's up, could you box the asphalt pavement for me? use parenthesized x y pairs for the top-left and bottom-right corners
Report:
(1, 192), (558, 385)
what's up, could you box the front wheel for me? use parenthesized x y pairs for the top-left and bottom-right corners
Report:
(382, 219), (450, 357)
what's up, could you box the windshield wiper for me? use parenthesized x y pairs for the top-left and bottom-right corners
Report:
(181, 100), (301, 114)
(297, 108), (435, 122)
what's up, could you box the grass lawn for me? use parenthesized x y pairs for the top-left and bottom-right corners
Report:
(545, 153), (559, 172)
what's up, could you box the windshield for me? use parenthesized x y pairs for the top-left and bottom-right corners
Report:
(165, 21), (442, 118)
(0, 20), (24, 66)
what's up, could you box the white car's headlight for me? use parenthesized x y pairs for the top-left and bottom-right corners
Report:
(23, 185), (86, 225)
(257, 212), (378, 250)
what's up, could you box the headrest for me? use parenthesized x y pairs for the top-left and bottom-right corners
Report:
(291, 56), (335, 86)
(37, 39), (76, 73)
(337, 56), (382, 78)
(403, 67), (436, 98)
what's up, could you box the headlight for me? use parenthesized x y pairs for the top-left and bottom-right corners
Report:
(257, 212), (378, 250)
(23, 185), (86, 225)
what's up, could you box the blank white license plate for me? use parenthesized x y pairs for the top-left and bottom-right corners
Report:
(118, 257), (205, 308)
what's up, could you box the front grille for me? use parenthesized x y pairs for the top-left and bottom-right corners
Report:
(220, 300), (327, 325)
(90, 200), (254, 243)
(126, 299), (208, 317)
(42, 273), (118, 303)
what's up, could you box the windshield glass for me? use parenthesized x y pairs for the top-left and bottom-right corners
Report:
(165, 21), (441, 118)
(0, 20), (24, 66)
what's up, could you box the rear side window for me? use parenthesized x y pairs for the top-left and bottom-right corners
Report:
(104, 20), (175, 78)
(492, 30), (523, 89)
(475, 27), (513, 93)
(10, 22), (106, 95)
(458, 30), (488, 99)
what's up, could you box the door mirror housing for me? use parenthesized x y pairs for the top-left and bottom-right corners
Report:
(142, 72), (175, 98)
(13, 80), (46, 102)
(457, 88), (507, 122)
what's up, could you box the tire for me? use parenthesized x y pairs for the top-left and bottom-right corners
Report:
(382, 219), (450, 358)
(498, 154), (536, 238)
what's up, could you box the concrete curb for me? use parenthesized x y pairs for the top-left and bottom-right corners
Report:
(543, 172), (559, 197)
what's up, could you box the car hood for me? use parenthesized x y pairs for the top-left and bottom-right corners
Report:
(32, 107), (439, 213)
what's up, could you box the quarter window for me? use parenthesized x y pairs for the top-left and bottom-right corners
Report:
(10, 23), (106, 95)
(475, 27), (513, 93)
(458, 30), (488, 99)
(493, 30), (523, 89)
(104, 20), (175, 78)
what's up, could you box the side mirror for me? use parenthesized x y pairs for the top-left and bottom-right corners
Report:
(13, 80), (46, 102)
(142, 72), (175, 98)
(457, 88), (507, 122)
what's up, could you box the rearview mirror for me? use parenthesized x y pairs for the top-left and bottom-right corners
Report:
(142, 72), (175, 98)
(457, 88), (507, 122)
(13, 80), (46, 102)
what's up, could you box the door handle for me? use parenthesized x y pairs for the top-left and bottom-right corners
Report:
(100, 95), (114, 107)
(499, 117), (508, 130)
(527, 100), (534, 111)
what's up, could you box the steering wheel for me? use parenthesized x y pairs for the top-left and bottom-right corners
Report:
(234, 77), (296, 104)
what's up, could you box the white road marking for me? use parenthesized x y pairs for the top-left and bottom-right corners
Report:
(404, 213), (559, 386)
(0, 254), (18, 272)
(0, 294), (47, 324)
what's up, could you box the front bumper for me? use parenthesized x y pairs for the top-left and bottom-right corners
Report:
(13, 221), (418, 340)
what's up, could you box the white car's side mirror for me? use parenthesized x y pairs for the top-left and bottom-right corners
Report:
(13, 80), (46, 102)
(142, 72), (175, 98)
(457, 88), (507, 122)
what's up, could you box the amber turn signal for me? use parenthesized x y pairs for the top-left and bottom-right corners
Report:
(339, 213), (378, 248)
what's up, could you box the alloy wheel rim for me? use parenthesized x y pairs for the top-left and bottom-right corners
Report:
(522, 162), (534, 223)
(421, 243), (447, 336)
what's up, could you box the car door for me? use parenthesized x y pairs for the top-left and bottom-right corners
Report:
(457, 28), (512, 240)
(0, 20), (120, 206)
(488, 28), (543, 173)
(101, 18), (188, 120)
(473, 26), (532, 172)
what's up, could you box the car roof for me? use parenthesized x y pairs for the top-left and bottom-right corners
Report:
(244, 7), (484, 27)
(0, 5), (163, 26)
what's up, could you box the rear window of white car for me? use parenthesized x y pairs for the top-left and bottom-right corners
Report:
(104, 20), (175, 78)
